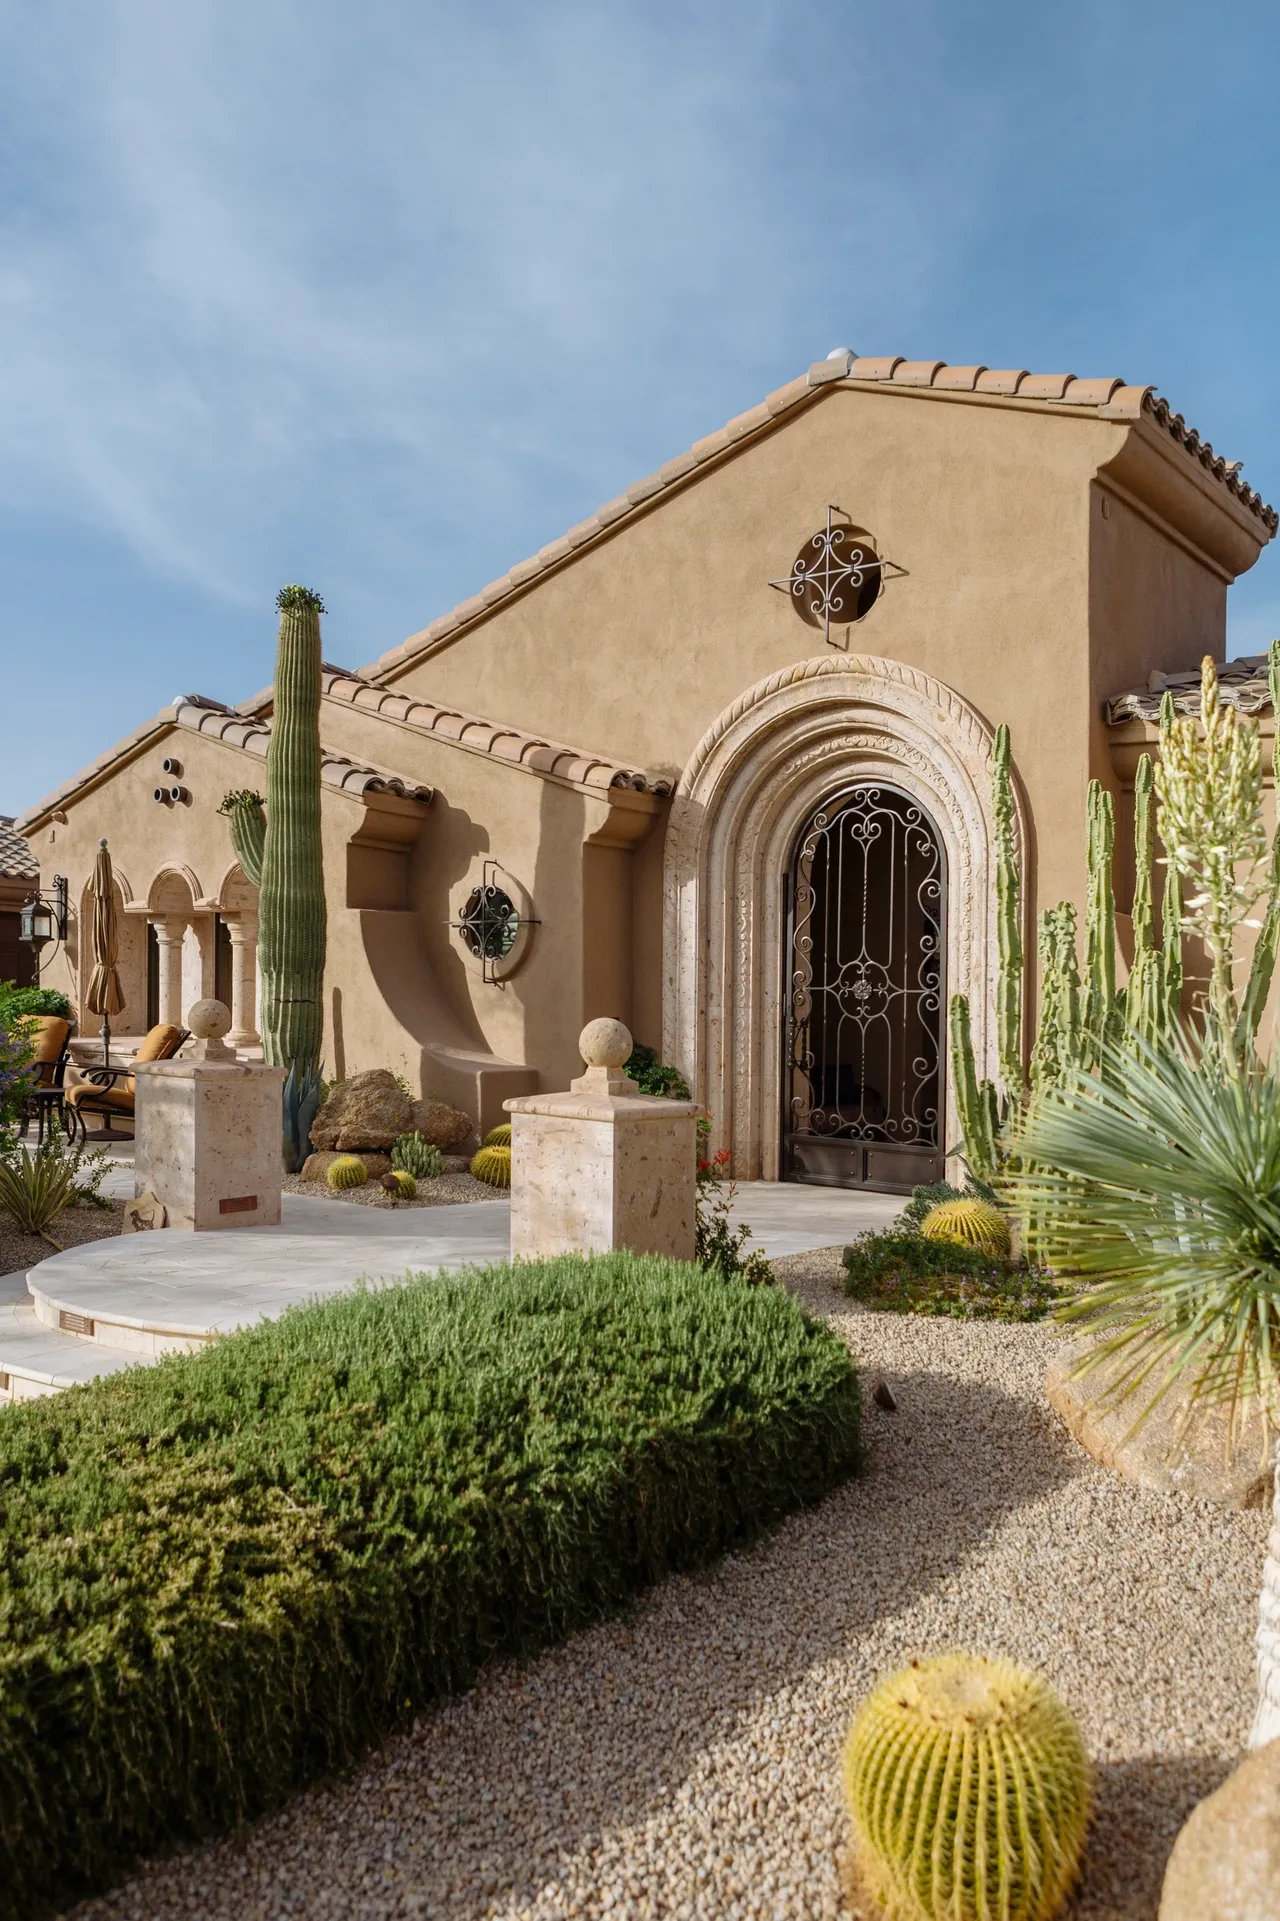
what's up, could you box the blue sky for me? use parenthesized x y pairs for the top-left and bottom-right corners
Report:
(2, 0), (1278, 813)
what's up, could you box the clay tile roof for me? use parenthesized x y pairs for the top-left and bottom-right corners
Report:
(171, 701), (434, 803)
(0, 817), (37, 881)
(319, 671), (672, 797)
(362, 352), (1275, 683)
(1106, 654), (1279, 726)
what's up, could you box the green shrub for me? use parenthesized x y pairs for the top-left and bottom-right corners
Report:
(842, 1231), (1059, 1322)
(0, 1254), (861, 1913)
(624, 1041), (692, 1101)
(0, 983), (72, 1025)
(391, 1131), (444, 1180)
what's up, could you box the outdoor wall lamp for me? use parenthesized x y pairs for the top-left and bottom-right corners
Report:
(20, 876), (68, 949)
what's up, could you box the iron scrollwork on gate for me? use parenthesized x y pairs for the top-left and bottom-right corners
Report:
(785, 784), (944, 1180)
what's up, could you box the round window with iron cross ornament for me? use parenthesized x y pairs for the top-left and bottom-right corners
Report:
(769, 507), (905, 646)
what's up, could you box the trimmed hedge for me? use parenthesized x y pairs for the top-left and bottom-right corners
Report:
(0, 1254), (860, 1914)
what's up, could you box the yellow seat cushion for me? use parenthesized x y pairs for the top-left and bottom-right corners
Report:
(67, 1079), (136, 1112)
(134, 1023), (185, 1064)
(27, 1017), (71, 1065)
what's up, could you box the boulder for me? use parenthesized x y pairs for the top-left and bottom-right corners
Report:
(309, 1071), (415, 1152)
(300, 1150), (392, 1183)
(1046, 1340), (1276, 1510)
(1160, 1739), (1280, 1919)
(408, 1097), (473, 1151)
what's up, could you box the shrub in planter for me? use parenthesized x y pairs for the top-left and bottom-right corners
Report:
(842, 1231), (1058, 1322)
(0, 1254), (861, 1913)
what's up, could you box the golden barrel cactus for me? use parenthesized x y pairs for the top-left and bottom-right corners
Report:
(470, 1144), (511, 1189)
(382, 1169), (416, 1200)
(482, 1123), (512, 1147)
(843, 1654), (1091, 1921)
(919, 1197), (1011, 1259)
(326, 1155), (368, 1191)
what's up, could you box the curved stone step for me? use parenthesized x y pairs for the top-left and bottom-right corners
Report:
(0, 1302), (142, 1402)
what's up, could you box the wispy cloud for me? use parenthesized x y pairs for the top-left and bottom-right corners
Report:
(0, 0), (986, 603)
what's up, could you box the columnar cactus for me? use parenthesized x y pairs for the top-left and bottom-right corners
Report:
(217, 789), (266, 888)
(1157, 657), (1267, 1060)
(948, 993), (998, 1182)
(843, 1653), (1091, 1921)
(1030, 904), (1083, 1095)
(992, 725), (1025, 1104)
(258, 587), (328, 1080)
(1125, 754), (1164, 1046)
(1239, 637), (1280, 1053)
(1082, 780), (1117, 1065)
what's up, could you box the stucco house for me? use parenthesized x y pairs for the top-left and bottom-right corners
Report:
(16, 350), (1277, 1189)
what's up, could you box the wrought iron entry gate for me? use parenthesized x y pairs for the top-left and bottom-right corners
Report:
(783, 784), (945, 1190)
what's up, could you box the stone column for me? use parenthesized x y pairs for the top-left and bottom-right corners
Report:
(505, 1019), (699, 1262)
(152, 916), (187, 1028)
(224, 911), (260, 1049)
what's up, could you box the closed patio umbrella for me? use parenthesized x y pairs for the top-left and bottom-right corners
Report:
(85, 837), (125, 1068)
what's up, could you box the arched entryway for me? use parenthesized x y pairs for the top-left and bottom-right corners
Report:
(783, 783), (945, 1190)
(663, 654), (1024, 1182)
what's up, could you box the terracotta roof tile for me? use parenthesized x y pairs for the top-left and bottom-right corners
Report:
(319, 671), (672, 797)
(1107, 654), (1278, 726)
(0, 817), (37, 881)
(975, 368), (1030, 394)
(361, 352), (1277, 680)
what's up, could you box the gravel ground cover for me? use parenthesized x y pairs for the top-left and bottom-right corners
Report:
(0, 1201), (123, 1278)
(71, 1246), (1267, 1921)
(284, 1160), (495, 1208)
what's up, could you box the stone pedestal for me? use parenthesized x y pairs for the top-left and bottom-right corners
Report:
(505, 1019), (699, 1262)
(134, 1058), (286, 1231)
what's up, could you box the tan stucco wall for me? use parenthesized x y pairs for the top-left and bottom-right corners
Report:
(383, 388), (1261, 938)
(21, 376), (1272, 1136)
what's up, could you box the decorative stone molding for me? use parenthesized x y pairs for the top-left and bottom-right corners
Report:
(662, 654), (1024, 1179)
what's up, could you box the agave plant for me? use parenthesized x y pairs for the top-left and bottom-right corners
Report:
(0, 1147), (82, 1246)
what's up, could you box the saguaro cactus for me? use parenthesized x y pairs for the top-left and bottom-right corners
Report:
(217, 789), (266, 888)
(258, 586), (327, 1080)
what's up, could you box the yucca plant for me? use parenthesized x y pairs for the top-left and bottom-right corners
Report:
(1008, 652), (1280, 1749)
(0, 1148), (81, 1246)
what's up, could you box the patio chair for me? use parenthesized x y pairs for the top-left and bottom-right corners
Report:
(17, 1016), (76, 1146)
(65, 1022), (189, 1141)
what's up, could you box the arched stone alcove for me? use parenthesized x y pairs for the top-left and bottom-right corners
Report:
(662, 654), (1025, 1180)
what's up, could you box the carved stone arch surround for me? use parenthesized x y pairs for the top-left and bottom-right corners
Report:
(662, 654), (1023, 1179)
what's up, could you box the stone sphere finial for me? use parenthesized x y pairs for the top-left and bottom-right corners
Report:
(578, 1017), (632, 1071)
(187, 998), (232, 1041)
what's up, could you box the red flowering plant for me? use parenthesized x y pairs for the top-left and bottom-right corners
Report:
(695, 1115), (772, 1285)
